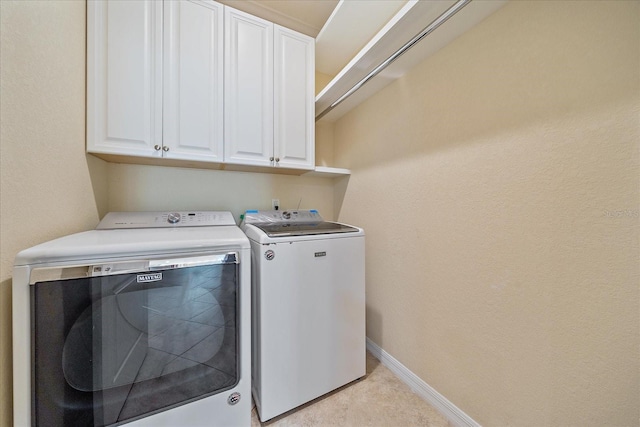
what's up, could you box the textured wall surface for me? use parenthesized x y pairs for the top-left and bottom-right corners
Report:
(0, 3), (336, 426)
(315, 71), (334, 95)
(0, 2), (105, 427)
(333, 1), (639, 426)
(2, 1), (638, 426)
(106, 163), (336, 220)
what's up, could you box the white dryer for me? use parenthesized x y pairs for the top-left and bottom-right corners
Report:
(241, 210), (365, 422)
(13, 211), (251, 427)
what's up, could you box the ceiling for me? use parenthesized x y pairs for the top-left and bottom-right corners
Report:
(216, 0), (340, 37)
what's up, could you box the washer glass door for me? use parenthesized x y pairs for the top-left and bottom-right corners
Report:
(31, 252), (239, 426)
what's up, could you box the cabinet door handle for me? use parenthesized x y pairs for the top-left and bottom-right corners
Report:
(275, 157), (280, 163)
(154, 145), (162, 151)
(162, 146), (169, 152)
(269, 156), (274, 162)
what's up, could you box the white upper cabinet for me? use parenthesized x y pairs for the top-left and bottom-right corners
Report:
(163, 0), (224, 161)
(88, 0), (224, 162)
(223, 8), (274, 167)
(274, 25), (315, 170)
(88, 0), (315, 171)
(87, 0), (162, 158)
(224, 8), (315, 170)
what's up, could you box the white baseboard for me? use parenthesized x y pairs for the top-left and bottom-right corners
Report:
(366, 338), (481, 427)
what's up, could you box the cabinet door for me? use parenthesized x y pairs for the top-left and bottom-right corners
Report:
(274, 26), (315, 170)
(163, 0), (224, 162)
(224, 7), (274, 167)
(87, 0), (162, 158)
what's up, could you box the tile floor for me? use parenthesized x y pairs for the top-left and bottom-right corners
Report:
(251, 352), (453, 426)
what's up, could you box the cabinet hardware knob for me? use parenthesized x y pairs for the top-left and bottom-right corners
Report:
(269, 157), (274, 162)
(154, 145), (161, 151)
(275, 157), (280, 163)
(162, 146), (169, 152)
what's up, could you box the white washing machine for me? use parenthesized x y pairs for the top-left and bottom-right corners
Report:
(241, 210), (365, 422)
(13, 211), (251, 427)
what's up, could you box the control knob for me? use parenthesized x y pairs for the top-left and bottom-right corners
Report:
(167, 212), (181, 224)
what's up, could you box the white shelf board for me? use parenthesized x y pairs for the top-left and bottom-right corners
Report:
(315, 0), (407, 76)
(303, 166), (351, 178)
(315, 0), (508, 123)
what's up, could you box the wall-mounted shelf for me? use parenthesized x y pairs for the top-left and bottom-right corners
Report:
(315, 0), (406, 77)
(303, 166), (351, 178)
(315, 0), (507, 123)
(90, 152), (349, 178)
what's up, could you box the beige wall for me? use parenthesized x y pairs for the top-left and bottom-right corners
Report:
(315, 121), (335, 167)
(0, 3), (336, 426)
(106, 163), (335, 219)
(333, 1), (639, 426)
(2, 1), (638, 426)
(0, 2), (106, 427)
(315, 71), (334, 95)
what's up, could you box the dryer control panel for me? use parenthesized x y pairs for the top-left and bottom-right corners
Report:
(97, 211), (236, 229)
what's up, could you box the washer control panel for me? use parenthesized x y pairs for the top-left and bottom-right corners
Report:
(242, 209), (323, 224)
(97, 211), (236, 229)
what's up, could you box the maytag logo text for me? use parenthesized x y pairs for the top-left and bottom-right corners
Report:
(137, 273), (163, 283)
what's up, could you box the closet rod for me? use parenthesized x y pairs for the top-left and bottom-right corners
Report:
(316, 0), (472, 121)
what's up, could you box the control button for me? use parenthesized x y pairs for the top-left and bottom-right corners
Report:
(167, 212), (181, 224)
(283, 211), (291, 220)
